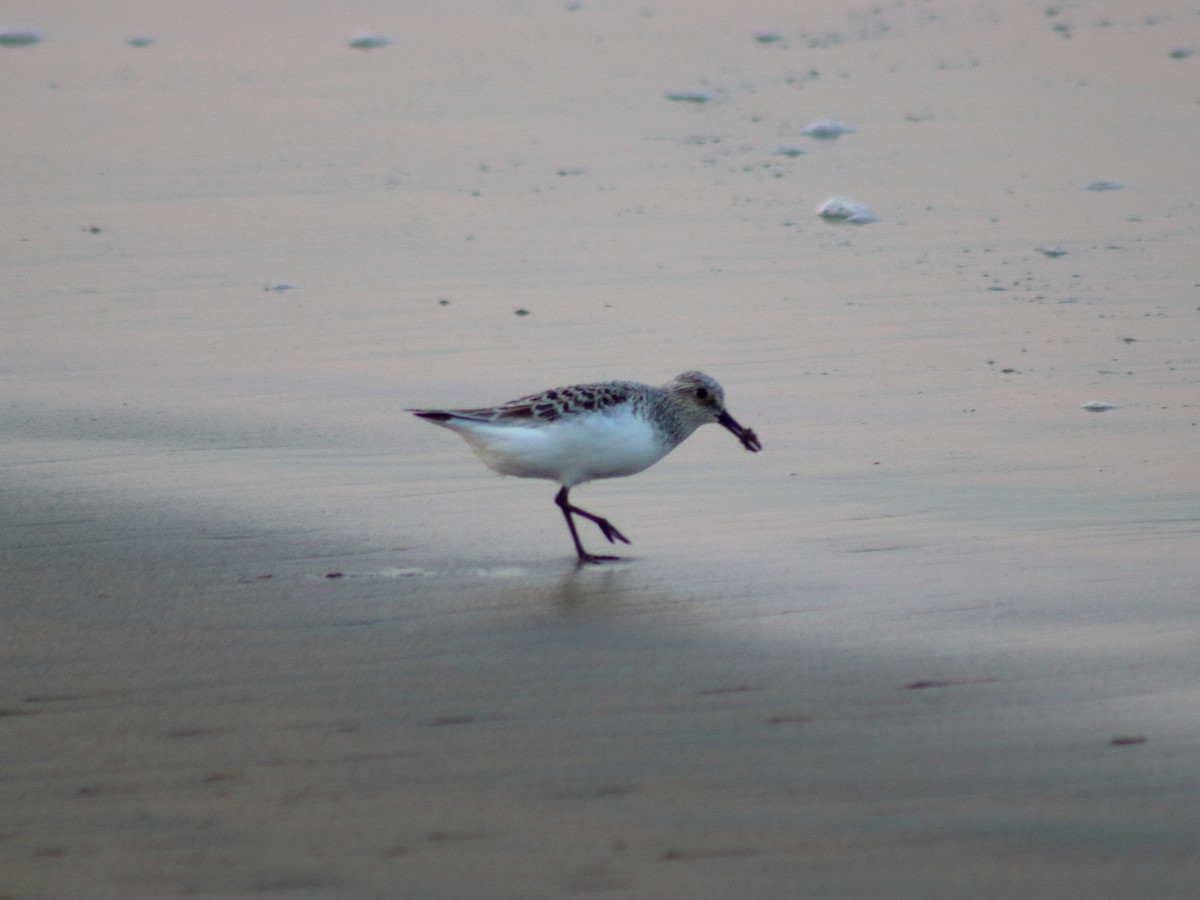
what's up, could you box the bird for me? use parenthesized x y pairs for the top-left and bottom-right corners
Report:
(408, 371), (761, 563)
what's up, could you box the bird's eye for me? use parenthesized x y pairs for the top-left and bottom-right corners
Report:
(695, 387), (709, 400)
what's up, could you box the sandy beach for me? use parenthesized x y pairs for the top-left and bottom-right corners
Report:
(4, 1), (1200, 896)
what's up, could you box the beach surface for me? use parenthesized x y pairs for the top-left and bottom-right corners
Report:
(3, 1), (1200, 896)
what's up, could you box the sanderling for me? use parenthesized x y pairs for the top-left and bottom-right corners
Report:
(409, 371), (761, 563)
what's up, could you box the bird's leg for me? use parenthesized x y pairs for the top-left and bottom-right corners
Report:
(554, 486), (630, 563)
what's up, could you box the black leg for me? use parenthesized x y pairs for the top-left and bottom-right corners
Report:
(554, 486), (630, 563)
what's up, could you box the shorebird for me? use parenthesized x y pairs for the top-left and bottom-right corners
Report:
(409, 371), (761, 563)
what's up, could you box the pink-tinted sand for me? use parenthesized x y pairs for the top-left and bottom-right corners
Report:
(4, 1), (1200, 896)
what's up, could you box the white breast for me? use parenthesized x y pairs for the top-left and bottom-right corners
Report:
(452, 406), (672, 487)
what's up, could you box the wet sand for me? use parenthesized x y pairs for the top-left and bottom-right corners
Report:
(4, 1), (1200, 896)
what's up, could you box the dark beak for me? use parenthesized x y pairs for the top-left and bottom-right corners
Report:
(717, 410), (762, 452)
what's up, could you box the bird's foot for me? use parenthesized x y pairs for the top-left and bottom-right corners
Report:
(577, 553), (623, 565)
(593, 518), (631, 545)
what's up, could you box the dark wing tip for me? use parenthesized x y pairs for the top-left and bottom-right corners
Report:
(408, 409), (454, 421)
